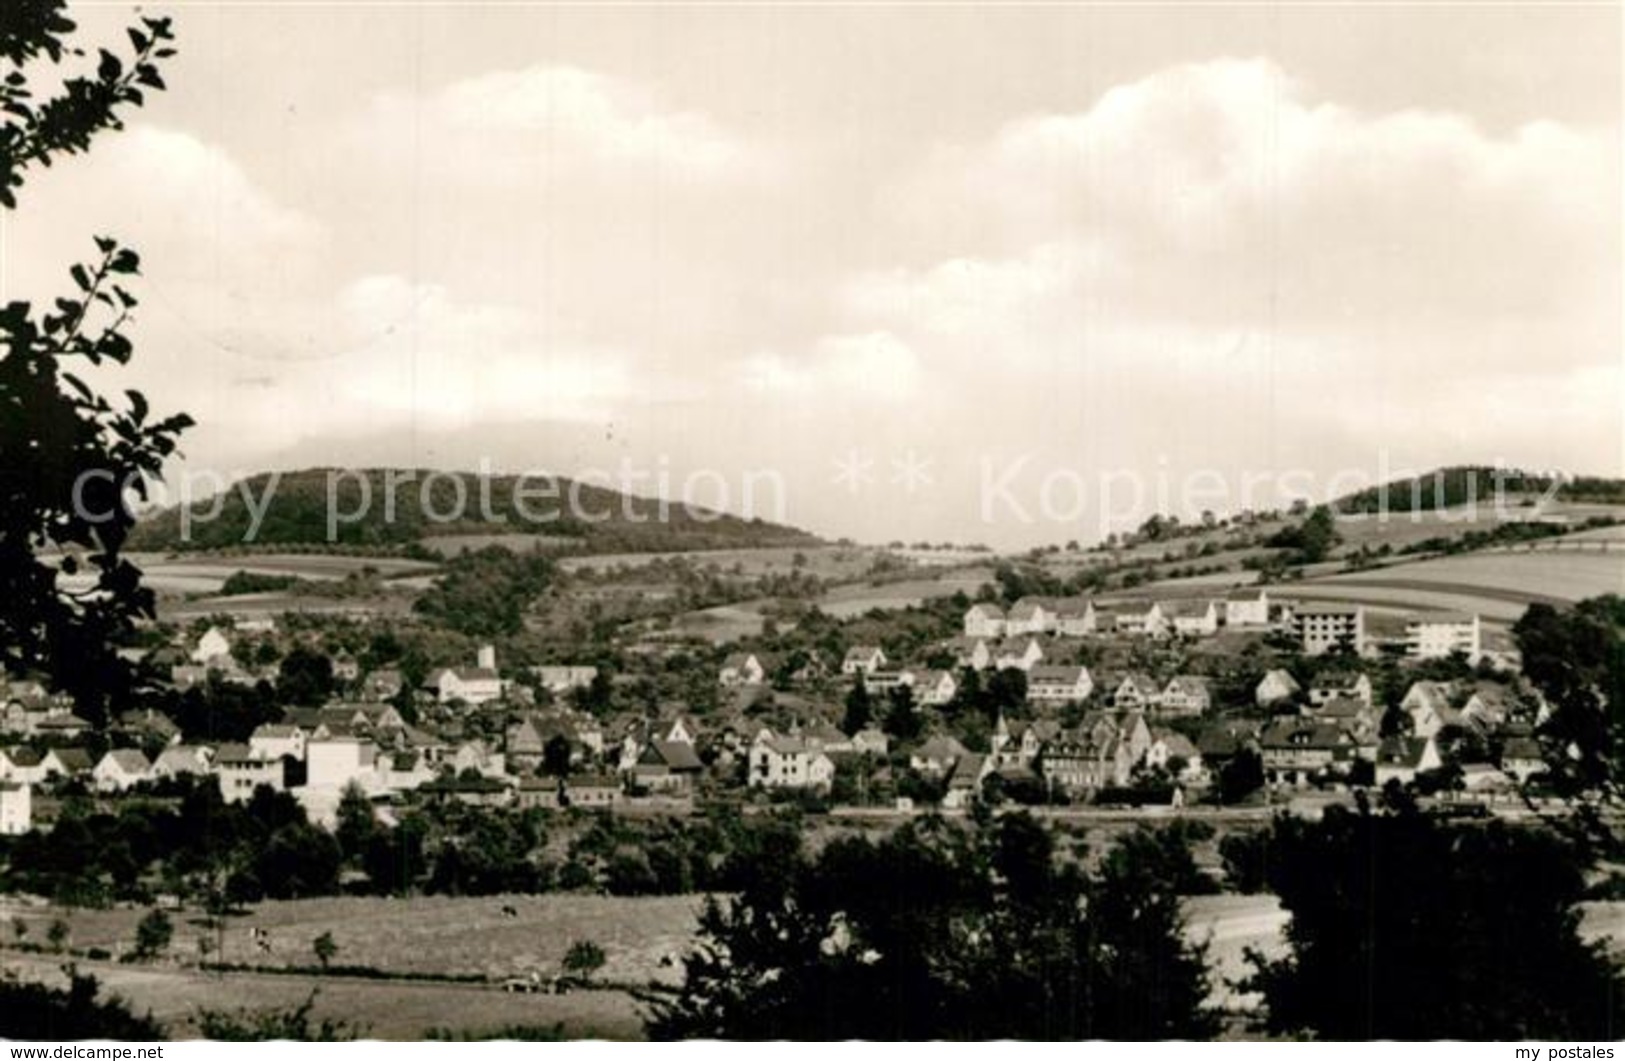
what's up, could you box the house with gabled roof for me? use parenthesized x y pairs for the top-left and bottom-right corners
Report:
(41, 747), (93, 779)
(942, 753), (992, 810)
(1309, 669), (1372, 707)
(1374, 735), (1441, 787)
(1145, 728), (1204, 783)
(192, 626), (233, 665)
(250, 723), (307, 762)
(841, 646), (888, 676)
(1500, 735), (1546, 783)
(748, 734), (835, 791)
(1259, 719), (1351, 786)
(1112, 672), (1162, 710)
(963, 603), (1007, 639)
(1224, 587), (1271, 628)
(1402, 680), (1464, 738)
(151, 745), (213, 780)
(93, 749), (152, 793)
(1164, 599), (1220, 638)
(1053, 599), (1098, 637)
(0, 748), (45, 786)
(911, 670), (958, 707)
(1094, 599), (1168, 638)
(993, 636), (1045, 672)
(1027, 665), (1093, 704)
(1255, 669), (1302, 709)
(632, 739), (704, 793)
(946, 636), (993, 672)
(910, 735), (970, 778)
(718, 652), (767, 688)
(1006, 597), (1059, 636)
(1158, 676), (1211, 717)
(428, 665), (503, 705)
(1461, 683), (1517, 731)
(1317, 696), (1378, 739)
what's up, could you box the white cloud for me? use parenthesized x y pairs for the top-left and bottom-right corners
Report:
(432, 65), (748, 179)
(329, 274), (636, 428)
(740, 331), (921, 402)
(900, 57), (1618, 331)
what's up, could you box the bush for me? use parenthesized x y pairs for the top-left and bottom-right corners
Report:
(1246, 804), (1622, 1039)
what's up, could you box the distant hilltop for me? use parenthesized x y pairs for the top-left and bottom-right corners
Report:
(128, 467), (824, 555)
(1331, 466), (1625, 515)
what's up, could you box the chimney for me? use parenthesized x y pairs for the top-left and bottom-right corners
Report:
(477, 644), (496, 671)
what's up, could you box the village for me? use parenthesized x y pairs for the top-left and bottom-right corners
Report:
(0, 570), (1550, 838)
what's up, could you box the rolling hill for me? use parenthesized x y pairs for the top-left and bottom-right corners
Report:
(128, 468), (823, 555)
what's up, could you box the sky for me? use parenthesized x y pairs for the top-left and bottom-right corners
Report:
(3, 2), (1620, 547)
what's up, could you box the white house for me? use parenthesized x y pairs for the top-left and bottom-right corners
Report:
(532, 665), (599, 694)
(1500, 736), (1546, 783)
(0, 782), (31, 835)
(912, 670), (958, 707)
(841, 646), (888, 676)
(1309, 671), (1373, 707)
(748, 734), (835, 791)
(1165, 599), (1220, 638)
(1096, 600), (1168, 638)
(1113, 672), (1162, 710)
(1224, 587), (1271, 628)
(191, 626), (233, 665)
(1158, 676), (1212, 717)
(1005, 598), (1057, 636)
(1054, 599), (1098, 637)
(962, 603), (1007, 639)
(1374, 735), (1441, 787)
(1026, 665), (1093, 704)
(305, 736), (378, 791)
(215, 743), (284, 802)
(719, 653), (767, 687)
(993, 637), (1045, 672)
(92, 749), (151, 793)
(947, 637), (993, 672)
(1405, 612), (1482, 662)
(1255, 668), (1302, 708)
(152, 745), (213, 780)
(0, 749), (45, 786)
(249, 723), (307, 762)
(429, 666), (503, 705)
(1403, 681), (1465, 738)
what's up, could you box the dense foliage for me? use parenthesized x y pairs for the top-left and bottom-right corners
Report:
(646, 812), (1217, 1040)
(0, 2), (186, 728)
(413, 545), (554, 637)
(0, 970), (164, 1040)
(1246, 802), (1622, 1039)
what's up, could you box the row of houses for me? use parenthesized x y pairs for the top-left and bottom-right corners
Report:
(964, 591), (1275, 642)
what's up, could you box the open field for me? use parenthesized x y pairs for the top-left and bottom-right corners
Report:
(5, 891), (1623, 1035)
(814, 568), (993, 617)
(0, 953), (645, 1040)
(560, 545), (874, 581)
(106, 552), (439, 598)
(3, 894), (701, 984)
(1310, 551), (1623, 610)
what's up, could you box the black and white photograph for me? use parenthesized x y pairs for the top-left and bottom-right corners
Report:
(0, 0), (1621, 1045)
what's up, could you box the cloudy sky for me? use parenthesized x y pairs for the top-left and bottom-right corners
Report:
(4, 2), (1619, 546)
